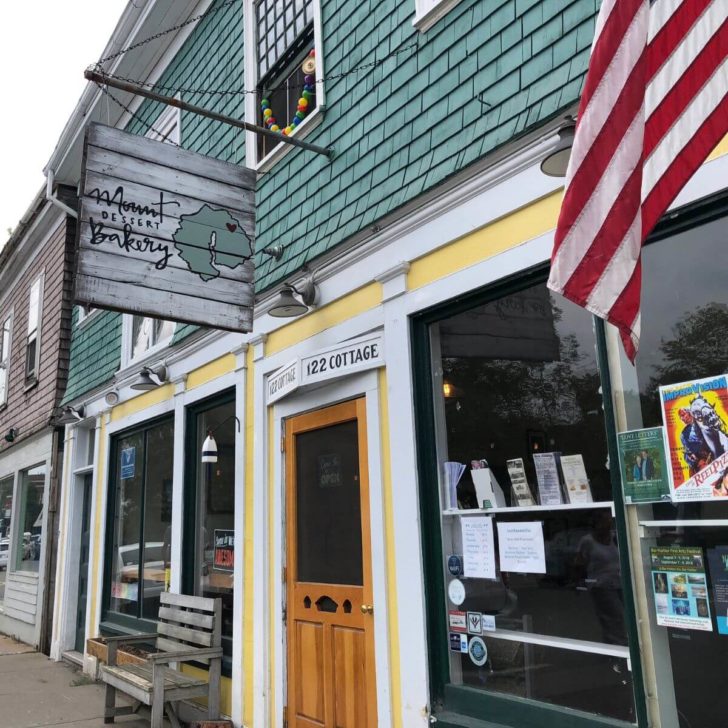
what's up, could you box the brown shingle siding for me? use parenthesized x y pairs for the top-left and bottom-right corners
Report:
(0, 210), (76, 452)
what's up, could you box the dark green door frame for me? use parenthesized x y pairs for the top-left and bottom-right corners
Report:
(410, 263), (648, 728)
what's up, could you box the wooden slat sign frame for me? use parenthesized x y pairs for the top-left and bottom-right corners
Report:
(74, 123), (255, 331)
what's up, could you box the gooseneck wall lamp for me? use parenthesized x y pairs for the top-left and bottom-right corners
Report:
(4, 428), (18, 443)
(540, 122), (576, 178)
(56, 405), (86, 425)
(130, 364), (169, 391)
(269, 275), (319, 318)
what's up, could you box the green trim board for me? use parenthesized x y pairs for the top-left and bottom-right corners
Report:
(411, 266), (648, 727)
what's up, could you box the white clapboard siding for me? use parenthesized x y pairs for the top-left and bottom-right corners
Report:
(4, 573), (39, 625)
(76, 123), (255, 332)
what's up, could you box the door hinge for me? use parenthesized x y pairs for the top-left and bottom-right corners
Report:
(280, 431), (285, 453)
(283, 706), (288, 728)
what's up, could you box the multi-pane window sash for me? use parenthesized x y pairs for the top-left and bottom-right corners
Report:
(26, 277), (42, 381)
(256, 0), (313, 79)
(0, 315), (11, 405)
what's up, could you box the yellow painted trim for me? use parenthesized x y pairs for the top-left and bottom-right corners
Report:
(266, 283), (382, 356)
(268, 405), (276, 720)
(243, 347), (255, 726)
(408, 191), (562, 290)
(89, 417), (107, 636)
(180, 665), (233, 716)
(186, 353), (236, 390)
(707, 133), (728, 161)
(378, 369), (403, 728)
(110, 384), (174, 422)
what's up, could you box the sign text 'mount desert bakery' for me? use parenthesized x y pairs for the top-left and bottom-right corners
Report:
(74, 123), (256, 331)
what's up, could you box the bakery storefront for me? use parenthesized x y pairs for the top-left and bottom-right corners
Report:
(413, 195), (728, 728)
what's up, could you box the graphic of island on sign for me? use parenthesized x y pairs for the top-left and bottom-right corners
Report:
(173, 204), (253, 282)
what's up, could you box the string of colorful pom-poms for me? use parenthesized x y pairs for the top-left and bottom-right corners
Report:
(260, 50), (316, 135)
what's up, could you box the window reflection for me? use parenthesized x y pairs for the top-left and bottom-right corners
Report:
(432, 281), (635, 722)
(192, 399), (235, 657)
(108, 420), (174, 620)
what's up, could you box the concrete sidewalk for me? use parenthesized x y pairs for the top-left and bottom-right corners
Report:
(0, 636), (166, 728)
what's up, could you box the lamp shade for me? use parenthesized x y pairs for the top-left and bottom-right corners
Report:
(269, 286), (309, 318)
(202, 433), (218, 463)
(540, 124), (576, 178)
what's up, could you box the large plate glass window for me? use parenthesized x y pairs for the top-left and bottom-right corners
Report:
(0, 476), (14, 589)
(105, 418), (174, 625)
(14, 464), (46, 572)
(184, 393), (236, 669)
(422, 278), (637, 723)
(608, 208), (728, 728)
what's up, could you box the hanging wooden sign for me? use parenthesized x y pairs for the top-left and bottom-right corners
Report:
(74, 123), (255, 331)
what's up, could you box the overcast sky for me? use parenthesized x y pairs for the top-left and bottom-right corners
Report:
(0, 1), (129, 247)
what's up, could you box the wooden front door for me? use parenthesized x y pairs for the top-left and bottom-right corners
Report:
(285, 398), (377, 728)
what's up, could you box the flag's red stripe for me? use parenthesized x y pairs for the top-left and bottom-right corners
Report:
(561, 164), (642, 306)
(552, 50), (646, 256)
(608, 261), (642, 360)
(577, 0), (644, 121)
(642, 91), (728, 233)
(646, 0), (713, 82)
(644, 19), (728, 160)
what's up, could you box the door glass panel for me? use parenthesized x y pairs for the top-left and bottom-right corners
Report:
(296, 419), (363, 585)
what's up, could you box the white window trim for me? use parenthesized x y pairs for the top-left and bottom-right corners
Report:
(25, 273), (44, 384)
(76, 304), (101, 326)
(243, 0), (326, 172)
(120, 314), (177, 369)
(0, 309), (13, 407)
(412, 0), (463, 32)
(146, 102), (181, 145)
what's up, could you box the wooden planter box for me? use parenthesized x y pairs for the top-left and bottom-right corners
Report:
(85, 637), (151, 666)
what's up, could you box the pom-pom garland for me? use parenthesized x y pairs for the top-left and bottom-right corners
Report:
(260, 51), (316, 137)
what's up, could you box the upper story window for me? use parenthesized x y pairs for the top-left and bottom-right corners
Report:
(0, 313), (12, 406)
(25, 276), (43, 383)
(244, 0), (324, 169)
(121, 108), (180, 368)
(412, 0), (463, 32)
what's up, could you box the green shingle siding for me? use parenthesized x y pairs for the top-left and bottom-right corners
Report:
(64, 0), (597, 401)
(63, 0), (242, 402)
(254, 0), (597, 290)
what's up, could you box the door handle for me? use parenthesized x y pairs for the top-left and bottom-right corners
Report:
(360, 604), (374, 614)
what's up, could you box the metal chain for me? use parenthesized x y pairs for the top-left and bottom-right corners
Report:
(95, 0), (240, 66)
(95, 83), (181, 146)
(95, 41), (419, 97)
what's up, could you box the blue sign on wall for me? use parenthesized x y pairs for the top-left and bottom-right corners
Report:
(120, 447), (135, 480)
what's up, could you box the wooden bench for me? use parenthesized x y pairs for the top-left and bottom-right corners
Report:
(100, 592), (222, 728)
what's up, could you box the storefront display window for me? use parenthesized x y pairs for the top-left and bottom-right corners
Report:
(610, 209), (728, 728)
(14, 465), (45, 572)
(185, 394), (235, 662)
(417, 276), (637, 724)
(0, 476), (14, 594)
(106, 418), (174, 624)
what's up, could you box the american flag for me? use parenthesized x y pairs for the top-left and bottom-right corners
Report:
(547, 0), (728, 361)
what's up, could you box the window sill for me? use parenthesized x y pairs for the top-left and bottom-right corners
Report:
(24, 378), (38, 393)
(253, 106), (324, 174)
(412, 0), (463, 32)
